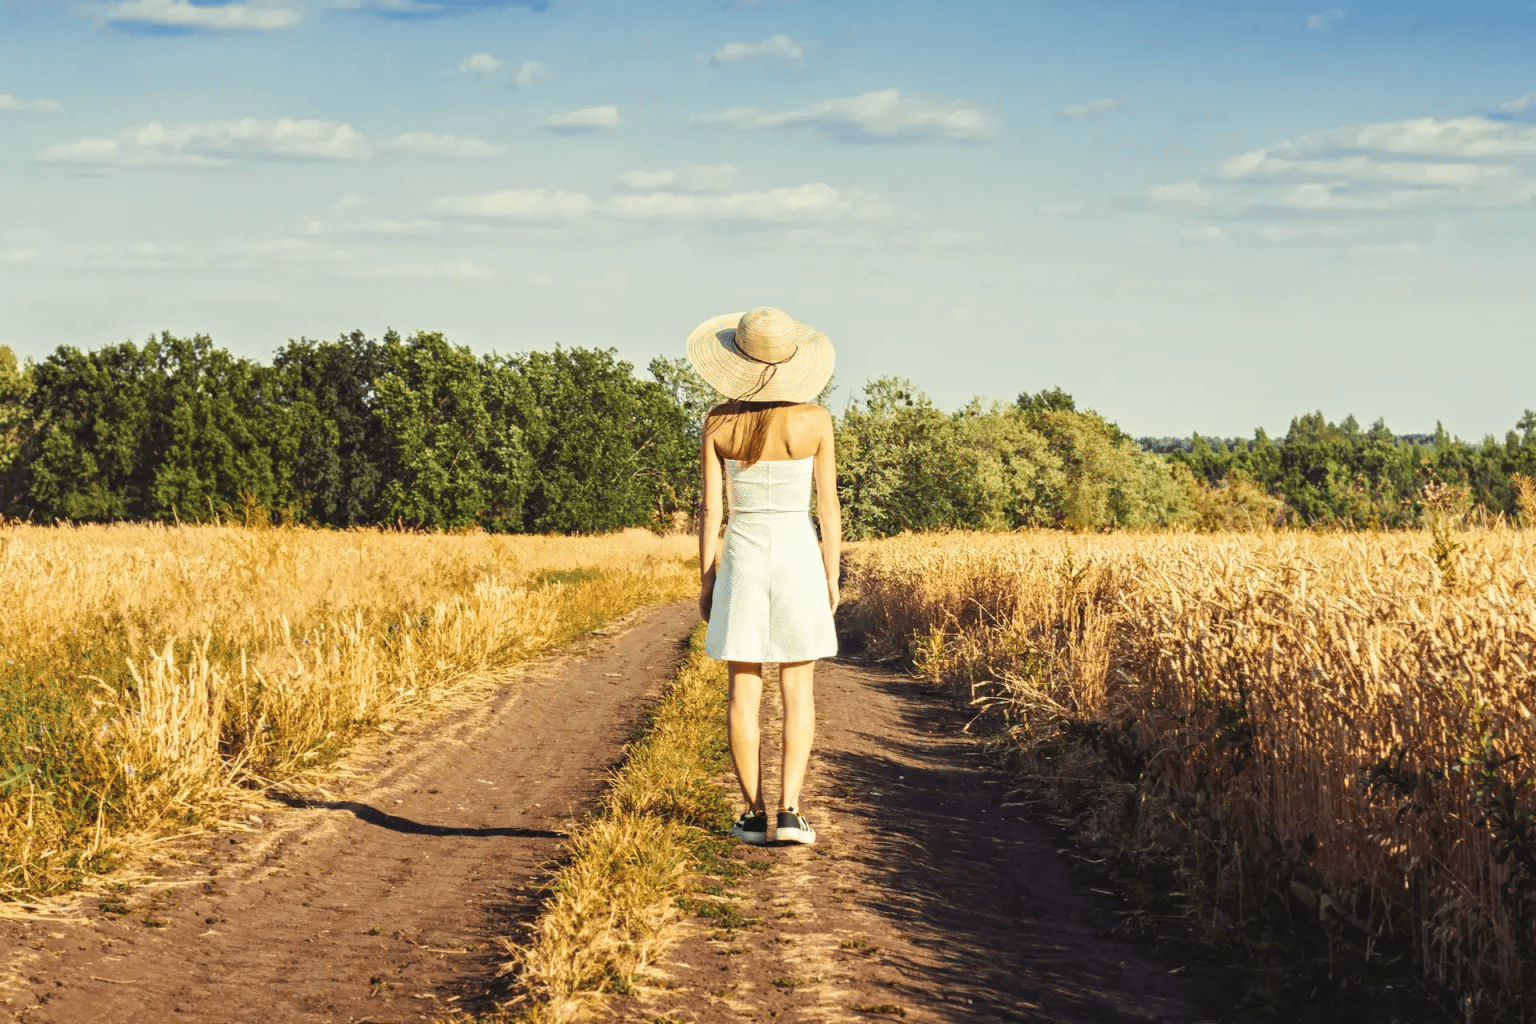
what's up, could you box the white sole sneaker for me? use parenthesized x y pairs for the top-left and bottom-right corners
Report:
(730, 813), (768, 845)
(776, 810), (816, 845)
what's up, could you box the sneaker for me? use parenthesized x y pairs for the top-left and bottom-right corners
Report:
(729, 810), (768, 845)
(776, 809), (816, 845)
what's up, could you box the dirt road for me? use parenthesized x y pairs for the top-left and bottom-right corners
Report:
(3, 602), (1250, 1023)
(610, 655), (1247, 1024)
(0, 600), (700, 1024)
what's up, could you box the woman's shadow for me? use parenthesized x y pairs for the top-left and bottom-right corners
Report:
(271, 794), (568, 839)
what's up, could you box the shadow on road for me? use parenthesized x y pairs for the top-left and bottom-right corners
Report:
(813, 657), (1250, 1024)
(272, 795), (569, 839)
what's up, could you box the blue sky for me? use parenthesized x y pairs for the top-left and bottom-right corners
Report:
(2, 0), (1534, 439)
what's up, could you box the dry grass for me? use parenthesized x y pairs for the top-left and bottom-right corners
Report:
(0, 523), (695, 897)
(495, 627), (731, 1024)
(846, 527), (1536, 1013)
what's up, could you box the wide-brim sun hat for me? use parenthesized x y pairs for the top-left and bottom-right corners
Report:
(686, 306), (834, 404)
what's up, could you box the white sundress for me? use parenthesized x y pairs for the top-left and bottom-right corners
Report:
(705, 456), (838, 664)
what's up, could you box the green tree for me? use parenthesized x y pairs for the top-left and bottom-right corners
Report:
(0, 346), (33, 514)
(1017, 386), (1077, 414)
(504, 346), (685, 533)
(836, 378), (978, 538)
(270, 330), (390, 527)
(952, 399), (1063, 529)
(144, 332), (279, 522)
(24, 340), (161, 521)
(373, 331), (496, 530)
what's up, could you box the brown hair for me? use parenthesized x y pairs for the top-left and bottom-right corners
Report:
(715, 400), (794, 469)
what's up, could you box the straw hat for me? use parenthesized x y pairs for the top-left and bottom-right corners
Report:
(686, 306), (834, 403)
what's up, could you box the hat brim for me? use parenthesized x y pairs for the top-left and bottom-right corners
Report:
(685, 311), (835, 404)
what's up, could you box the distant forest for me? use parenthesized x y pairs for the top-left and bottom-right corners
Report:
(1, 331), (1532, 536)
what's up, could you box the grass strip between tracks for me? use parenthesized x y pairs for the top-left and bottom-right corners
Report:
(478, 625), (734, 1024)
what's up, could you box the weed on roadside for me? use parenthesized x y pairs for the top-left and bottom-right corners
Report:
(494, 627), (734, 1024)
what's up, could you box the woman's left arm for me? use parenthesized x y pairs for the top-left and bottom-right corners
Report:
(811, 407), (841, 611)
(697, 417), (725, 621)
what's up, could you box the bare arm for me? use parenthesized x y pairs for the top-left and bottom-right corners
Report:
(697, 417), (725, 620)
(811, 408), (841, 609)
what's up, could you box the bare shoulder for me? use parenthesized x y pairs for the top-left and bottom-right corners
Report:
(795, 402), (833, 423)
(798, 403), (835, 432)
(795, 403), (835, 450)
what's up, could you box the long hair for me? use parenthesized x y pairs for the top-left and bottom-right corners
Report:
(718, 400), (794, 469)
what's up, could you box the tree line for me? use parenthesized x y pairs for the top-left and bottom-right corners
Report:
(1, 331), (1532, 535)
(1145, 411), (1536, 529)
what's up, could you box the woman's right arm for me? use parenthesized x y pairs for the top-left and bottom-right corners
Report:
(811, 407), (841, 612)
(697, 416), (725, 621)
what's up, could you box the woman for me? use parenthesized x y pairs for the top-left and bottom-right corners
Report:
(688, 306), (840, 847)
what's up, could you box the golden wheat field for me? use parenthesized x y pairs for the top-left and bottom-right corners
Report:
(846, 527), (1536, 1010)
(0, 523), (696, 898)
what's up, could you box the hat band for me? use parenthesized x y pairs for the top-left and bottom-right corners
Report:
(736, 342), (798, 367)
(732, 342), (799, 401)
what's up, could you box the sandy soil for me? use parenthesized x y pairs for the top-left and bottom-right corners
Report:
(0, 599), (700, 1024)
(609, 655), (1255, 1024)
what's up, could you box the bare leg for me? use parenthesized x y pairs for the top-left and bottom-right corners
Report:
(778, 660), (816, 812)
(727, 662), (766, 813)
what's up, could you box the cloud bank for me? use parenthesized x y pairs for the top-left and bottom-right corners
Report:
(39, 118), (502, 166)
(1148, 114), (1536, 217)
(1061, 97), (1118, 118)
(514, 60), (550, 86)
(616, 164), (739, 192)
(695, 88), (995, 142)
(705, 34), (806, 67)
(604, 183), (891, 221)
(457, 52), (500, 74)
(543, 105), (619, 133)
(103, 0), (301, 30)
(0, 94), (61, 112)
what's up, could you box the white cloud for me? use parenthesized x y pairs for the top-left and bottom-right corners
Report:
(705, 34), (805, 67)
(617, 164), (738, 192)
(383, 131), (501, 157)
(1307, 8), (1344, 29)
(1501, 93), (1536, 113)
(0, 94), (61, 113)
(1148, 112), (1536, 224)
(431, 188), (594, 220)
(1061, 97), (1118, 118)
(1349, 242), (1419, 257)
(603, 183), (891, 222)
(309, 216), (443, 236)
(1271, 116), (1536, 158)
(102, 0), (300, 30)
(1218, 152), (1517, 187)
(332, 192), (368, 213)
(543, 105), (620, 132)
(331, 0), (443, 11)
(695, 88), (995, 142)
(515, 61), (550, 87)
(2, 249), (37, 264)
(458, 52), (501, 74)
(346, 261), (492, 280)
(1147, 179), (1468, 213)
(38, 118), (501, 167)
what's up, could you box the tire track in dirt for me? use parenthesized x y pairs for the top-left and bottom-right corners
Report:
(612, 655), (1255, 1024)
(0, 599), (700, 1024)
